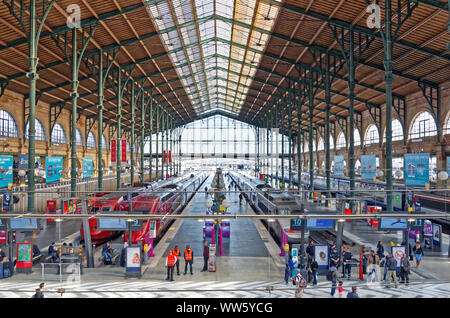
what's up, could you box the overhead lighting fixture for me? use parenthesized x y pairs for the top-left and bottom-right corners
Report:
(338, 218), (345, 223)
(408, 218), (416, 222)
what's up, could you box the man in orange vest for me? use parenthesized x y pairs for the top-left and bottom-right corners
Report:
(172, 245), (181, 275)
(165, 250), (178, 281)
(183, 245), (194, 275)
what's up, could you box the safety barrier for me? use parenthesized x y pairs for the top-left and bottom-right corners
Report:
(40, 263), (82, 286)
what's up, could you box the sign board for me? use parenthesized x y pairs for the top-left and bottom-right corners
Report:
(424, 221), (433, 236)
(361, 155), (377, 180)
(314, 244), (329, 270)
(334, 155), (345, 176)
(121, 139), (127, 162)
(97, 212), (127, 231)
(45, 157), (63, 183)
(393, 191), (403, 210)
(82, 158), (94, 179)
(290, 218), (305, 231)
(392, 246), (406, 269)
(18, 154), (28, 169)
(46, 200), (56, 223)
(111, 139), (116, 163)
(432, 223), (441, 247)
(16, 243), (33, 269)
(0, 156), (13, 189)
(208, 244), (216, 272)
(306, 219), (335, 230)
(1, 192), (11, 212)
(125, 246), (141, 276)
(378, 213), (408, 230)
(404, 153), (429, 186)
(148, 220), (157, 238)
(409, 218), (424, 232)
(291, 247), (298, 269)
(9, 218), (38, 231)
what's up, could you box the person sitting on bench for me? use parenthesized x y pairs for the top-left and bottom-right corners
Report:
(48, 243), (58, 263)
(33, 244), (41, 257)
(102, 241), (113, 264)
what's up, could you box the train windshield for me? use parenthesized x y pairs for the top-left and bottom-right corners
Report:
(101, 207), (113, 212)
(90, 206), (101, 213)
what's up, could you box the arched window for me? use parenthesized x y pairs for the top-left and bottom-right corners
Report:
(86, 132), (96, 148)
(364, 125), (379, 146)
(304, 143), (309, 153)
(329, 135), (334, 150)
(51, 123), (66, 144)
(354, 129), (361, 146)
(355, 159), (361, 174)
(25, 118), (46, 141)
(409, 111), (437, 139)
(102, 135), (107, 149)
(0, 110), (19, 138)
(336, 132), (346, 149)
(444, 113), (450, 135)
(76, 129), (83, 146)
(383, 119), (404, 142)
(317, 138), (324, 151)
(126, 141), (130, 152)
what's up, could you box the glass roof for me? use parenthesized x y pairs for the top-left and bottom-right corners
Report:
(146, 0), (281, 115)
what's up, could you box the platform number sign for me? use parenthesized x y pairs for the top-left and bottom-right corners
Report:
(410, 219), (424, 232)
(290, 218), (305, 231)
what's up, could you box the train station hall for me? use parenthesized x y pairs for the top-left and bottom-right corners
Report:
(0, 0), (449, 304)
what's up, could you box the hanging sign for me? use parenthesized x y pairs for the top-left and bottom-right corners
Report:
(121, 140), (127, 162)
(18, 154), (29, 169)
(404, 153), (429, 186)
(0, 156), (13, 189)
(82, 158), (94, 179)
(361, 155), (377, 180)
(111, 139), (116, 163)
(45, 157), (63, 183)
(163, 150), (166, 163)
(169, 150), (172, 163)
(334, 155), (344, 176)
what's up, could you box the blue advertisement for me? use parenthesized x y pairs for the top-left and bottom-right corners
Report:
(361, 155), (377, 180)
(0, 156), (13, 189)
(404, 153), (429, 186)
(45, 157), (63, 183)
(334, 155), (344, 176)
(9, 218), (38, 231)
(447, 157), (450, 177)
(307, 219), (335, 230)
(378, 217), (408, 230)
(82, 158), (94, 179)
(18, 154), (29, 169)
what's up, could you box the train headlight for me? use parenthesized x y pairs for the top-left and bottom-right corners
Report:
(337, 218), (345, 223)
(438, 171), (448, 181)
(267, 218), (275, 223)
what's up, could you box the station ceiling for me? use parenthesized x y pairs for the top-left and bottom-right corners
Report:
(0, 0), (449, 135)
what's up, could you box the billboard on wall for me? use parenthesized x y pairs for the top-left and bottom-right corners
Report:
(404, 153), (429, 186)
(45, 157), (63, 183)
(111, 139), (116, 163)
(361, 155), (377, 180)
(18, 154), (28, 169)
(121, 139), (127, 162)
(334, 155), (344, 176)
(82, 158), (94, 179)
(447, 156), (450, 177)
(0, 156), (13, 189)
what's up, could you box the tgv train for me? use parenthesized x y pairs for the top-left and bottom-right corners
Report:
(273, 172), (450, 215)
(80, 175), (196, 244)
(123, 173), (207, 245)
(230, 172), (337, 244)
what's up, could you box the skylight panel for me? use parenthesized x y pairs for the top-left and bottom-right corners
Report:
(195, 0), (213, 19)
(216, 0), (233, 19)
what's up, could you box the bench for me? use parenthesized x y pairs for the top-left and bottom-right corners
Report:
(32, 254), (43, 264)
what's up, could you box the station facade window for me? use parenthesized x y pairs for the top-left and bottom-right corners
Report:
(0, 110), (19, 138)
(102, 135), (107, 149)
(51, 123), (67, 144)
(317, 138), (324, 151)
(86, 132), (96, 148)
(383, 119), (404, 142)
(25, 118), (46, 141)
(409, 111), (437, 140)
(354, 129), (361, 146)
(76, 129), (83, 146)
(336, 132), (346, 149)
(364, 125), (379, 146)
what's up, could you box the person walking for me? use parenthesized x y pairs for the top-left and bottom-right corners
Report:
(367, 250), (380, 283)
(201, 241), (209, 272)
(385, 253), (398, 288)
(284, 263), (290, 285)
(330, 266), (338, 297)
(205, 186), (208, 197)
(239, 193), (243, 205)
(310, 258), (318, 286)
(412, 241), (424, 268)
(306, 241), (314, 270)
(183, 245), (194, 275)
(380, 254), (388, 281)
(346, 286), (360, 298)
(31, 283), (45, 298)
(165, 250), (177, 281)
(0, 247), (6, 279)
(172, 245), (181, 275)
(400, 254), (411, 286)
(376, 241), (384, 259)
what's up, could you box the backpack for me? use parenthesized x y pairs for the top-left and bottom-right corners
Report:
(3, 268), (10, 278)
(326, 270), (333, 281)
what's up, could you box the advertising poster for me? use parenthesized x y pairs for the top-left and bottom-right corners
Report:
(45, 157), (63, 183)
(361, 155), (377, 180)
(169, 150), (172, 163)
(9, 218), (38, 230)
(392, 246), (406, 269)
(378, 217), (408, 230)
(424, 221), (433, 236)
(0, 156), (13, 189)
(432, 223), (441, 247)
(334, 155), (344, 176)
(17, 243), (33, 268)
(82, 158), (94, 179)
(447, 156), (450, 177)
(314, 245), (329, 270)
(121, 139), (127, 162)
(111, 139), (116, 163)
(306, 219), (335, 230)
(404, 153), (429, 186)
(126, 246), (141, 272)
(18, 154), (28, 169)
(148, 220), (157, 238)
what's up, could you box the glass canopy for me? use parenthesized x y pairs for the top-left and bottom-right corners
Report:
(146, 0), (281, 115)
